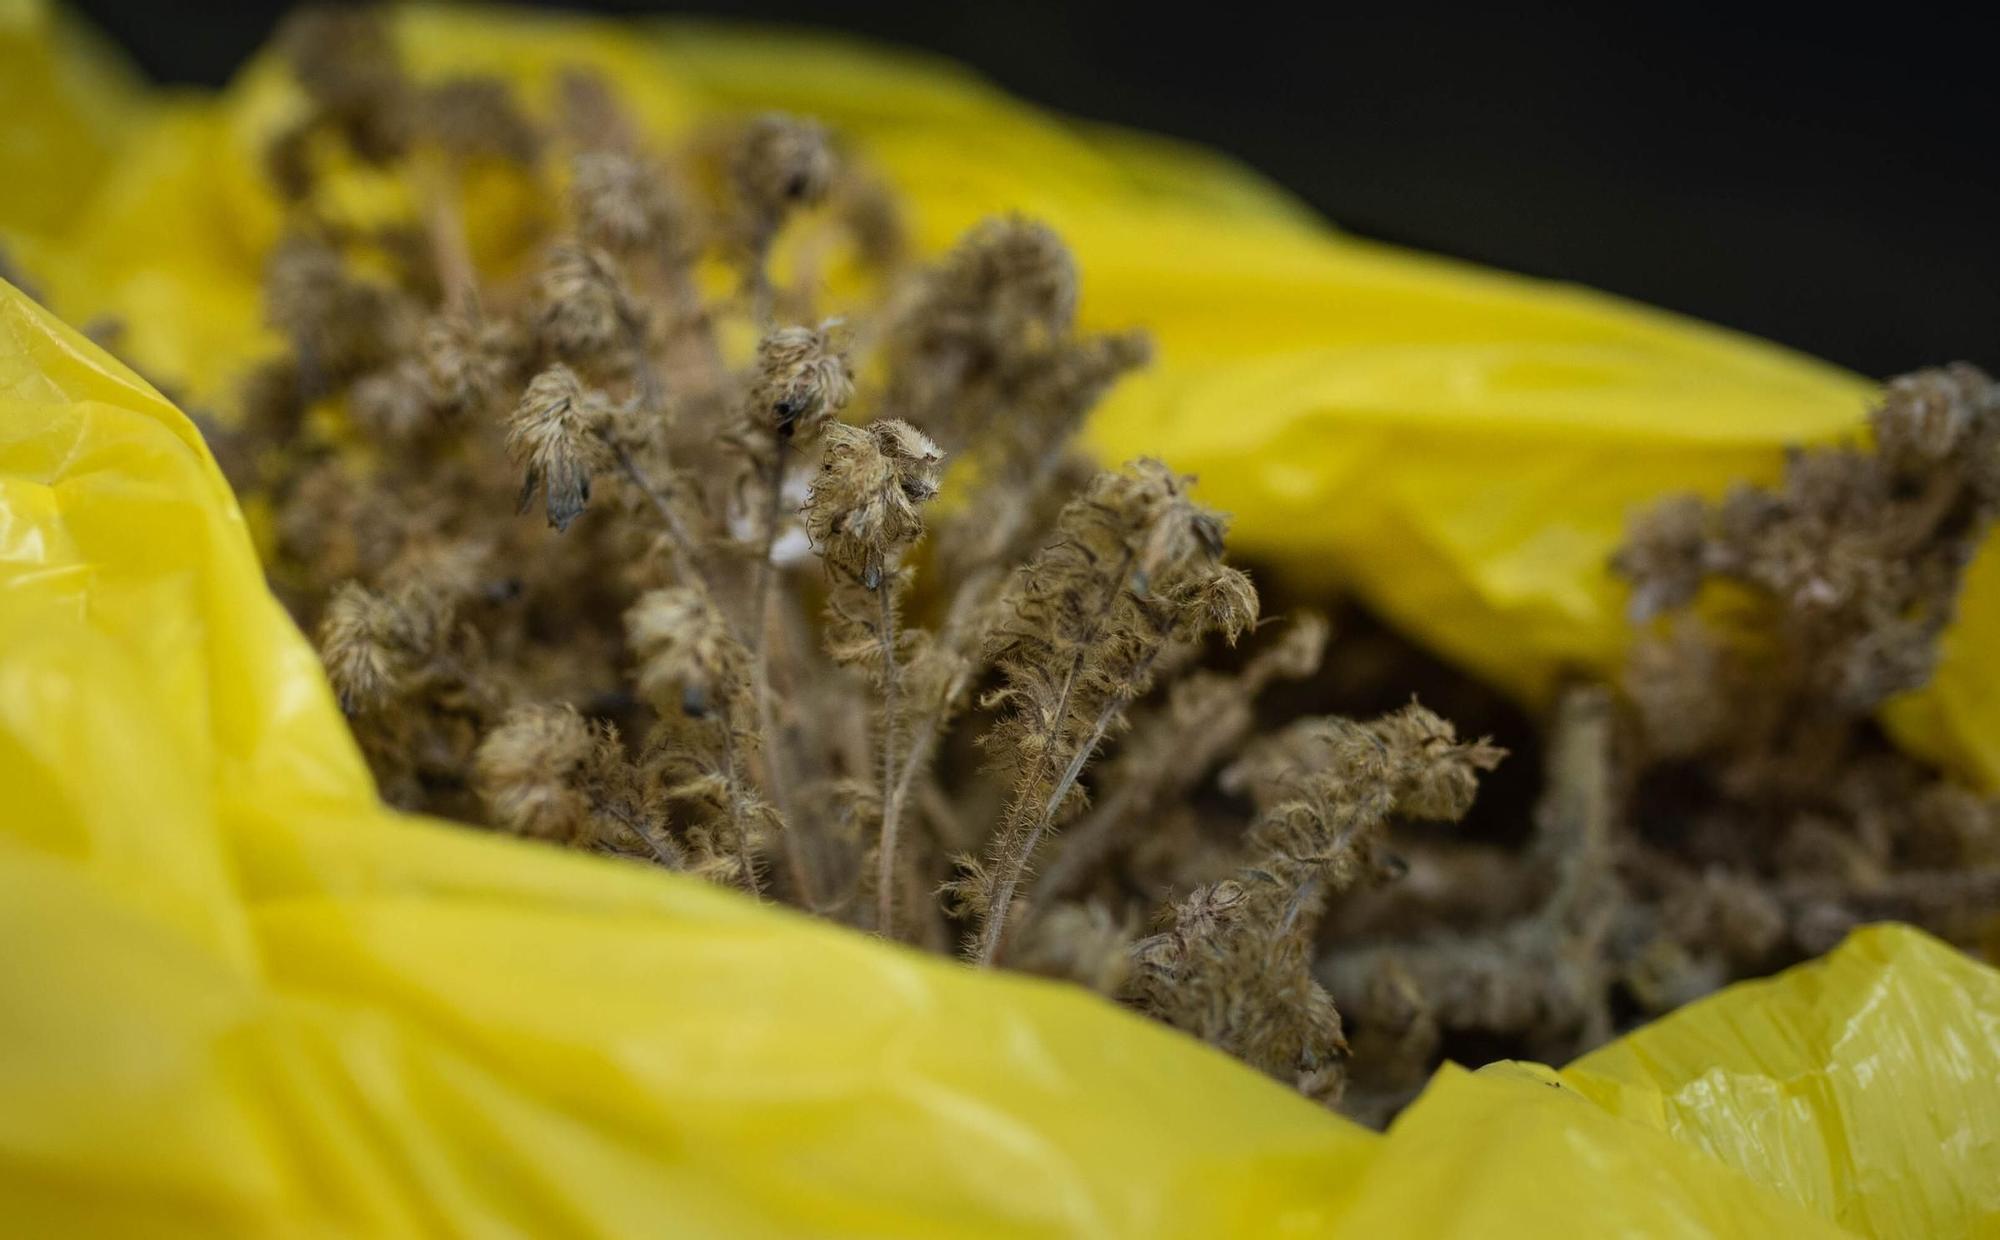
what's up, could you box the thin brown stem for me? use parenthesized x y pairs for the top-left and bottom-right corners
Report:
(601, 800), (683, 870)
(608, 440), (699, 582)
(974, 669), (1150, 966)
(874, 564), (904, 936)
(749, 436), (791, 659)
(417, 157), (478, 316)
(1031, 781), (1138, 906)
(717, 714), (764, 901)
(746, 434), (815, 903)
(886, 565), (1000, 814)
(623, 313), (663, 408)
(971, 549), (1136, 966)
(747, 236), (775, 330)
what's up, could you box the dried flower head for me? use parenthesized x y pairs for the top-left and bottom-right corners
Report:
(804, 420), (944, 582)
(536, 241), (637, 360)
(731, 113), (836, 236)
(626, 586), (750, 719)
(837, 176), (908, 269)
(475, 704), (597, 841)
(318, 581), (405, 715)
(507, 364), (613, 532)
(422, 312), (518, 415)
(571, 151), (692, 257)
(751, 321), (854, 440)
(263, 234), (410, 383)
(349, 359), (441, 445)
(420, 76), (543, 164)
(274, 6), (410, 163)
(934, 216), (1078, 342)
(1873, 363), (1995, 473)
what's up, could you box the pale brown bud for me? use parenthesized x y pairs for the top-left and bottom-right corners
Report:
(731, 113), (835, 237)
(535, 241), (634, 359)
(625, 586), (749, 719)
(804, 419), (944, 582)
(507, 365), (613, 532)
(475, 705), (596, 842)
(571, 151), (692, 257)
(752, 322), (853, 440)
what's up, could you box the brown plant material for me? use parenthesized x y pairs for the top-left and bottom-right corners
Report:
(207, 24), (2000, 1126)
(1128, 704), (1504, 1105)
(1613, 364), (2000, 958)
(961, 461), (1260, 964)
(221, 34), (1486, 1103)
(507, 364), (614, 532)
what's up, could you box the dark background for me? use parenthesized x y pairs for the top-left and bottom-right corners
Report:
(72, 2), (1995, 378)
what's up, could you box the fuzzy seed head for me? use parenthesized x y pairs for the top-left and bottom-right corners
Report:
(1173, 564), (1260, 645)
(507, 364), (612, 532)
(318, 582), (403, 715)
(939, 216), (1078, 340)
(571, 151), (691, 256)
(536, 241), (632, 359)
(349, 359), (440, 445)
(1368, 702), (1509, 823)
(731, 113), (835, 229)
(422, 312), (516, 414)
(263, 234), (409, 380)
(625, 586), (749, 719)
(475, 704), (596, 841)
(804, 419), (944, 577)
(1873, 362), (1995, 473)
(752, 322), (854, 439)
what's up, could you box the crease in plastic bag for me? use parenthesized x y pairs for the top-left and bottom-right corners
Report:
(7, 1), (1999, 791)
(5, 274), (1999, 1236)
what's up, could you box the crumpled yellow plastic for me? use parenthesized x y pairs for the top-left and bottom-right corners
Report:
(3, 5), (1999, 1233)
(5, 273), (1999, 1236)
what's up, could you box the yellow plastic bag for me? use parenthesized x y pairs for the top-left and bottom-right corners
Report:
(4, 5), (1999, 1234)
(5, 272), (1998, 1237)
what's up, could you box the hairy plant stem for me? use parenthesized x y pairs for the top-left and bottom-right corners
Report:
(747, 238), (775, 330)
(882, 447), (1077, 821)
(972, 548), (1136, 966)
(717, 712), (764, 901)
(747, 433), (814, 904)
(417, 157), (478, 316)
(601, 799), (684, 870)
(608, 442), (699, 582)
(1031, 779), (1137, 906)
(874, 563), (904, 935)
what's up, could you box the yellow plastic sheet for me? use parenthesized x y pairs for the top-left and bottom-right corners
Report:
(4, 6), (2000, 1234)
(5, 272), (1998, 1237)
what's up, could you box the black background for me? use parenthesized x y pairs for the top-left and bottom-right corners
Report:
(71, 1), (1995, 378)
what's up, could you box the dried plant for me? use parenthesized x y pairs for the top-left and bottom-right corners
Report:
(147, 5), (1995, 1128)
(1128, 706), (1502, 1105)
(1312, 370), (2000, 1121)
